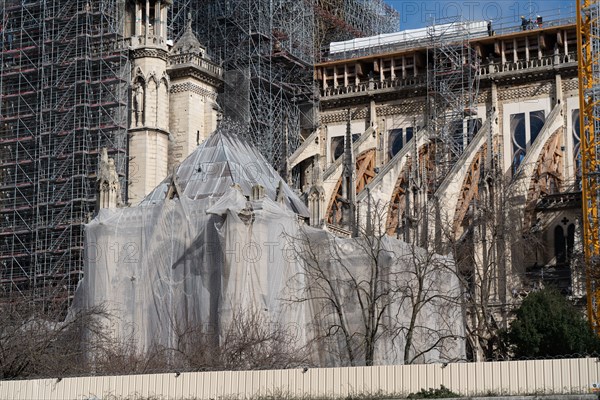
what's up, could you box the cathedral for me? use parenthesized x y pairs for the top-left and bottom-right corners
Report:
(92, 1), (583, 361)
(0, 0), (583, 363)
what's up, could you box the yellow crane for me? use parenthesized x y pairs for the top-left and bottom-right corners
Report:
(577, 0), (600, 333)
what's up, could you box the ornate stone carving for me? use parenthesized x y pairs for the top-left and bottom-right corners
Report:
(562, 78), (578, 93)
(170, 82), (217, 99)
(97, 148), (122, 210)
(131, 47), (169, 61)
(497, 82), (552, 101)
(321, 109), (368, 124)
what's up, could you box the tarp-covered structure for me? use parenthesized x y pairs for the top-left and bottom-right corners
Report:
(74, 125), (465, 366)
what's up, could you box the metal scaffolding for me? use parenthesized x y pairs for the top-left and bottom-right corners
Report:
(427, 19), (481, 186)
(189, 0), (313, 175)
(0, 0), (129, 307)
(577, 0), (600, 333)
(167, 0), (193, 42)
(171, 0), (398, 174)
(313, 0), (399, 56)
(0, 0), (397, 307)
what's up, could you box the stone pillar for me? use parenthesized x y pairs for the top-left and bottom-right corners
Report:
(135, 4), (142, 36)
(145, 0), (150, 40)
(307, 156), (325, 227)
(555, 73), (563, 106)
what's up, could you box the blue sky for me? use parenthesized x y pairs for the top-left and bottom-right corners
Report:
(384, 0), (575, 30)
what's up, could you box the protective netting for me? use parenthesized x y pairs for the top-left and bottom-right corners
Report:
(74, 127), (464, 366)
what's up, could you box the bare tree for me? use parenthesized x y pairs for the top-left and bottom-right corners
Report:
(218, 307), (309, 370)
(0, 301), (111, 379)
(393, 236), (464, 364)
(90, 333), (170, 375)
(439, 170), (546, 361)
(285, 199), (463, 366)
(127, 307), (308, 372)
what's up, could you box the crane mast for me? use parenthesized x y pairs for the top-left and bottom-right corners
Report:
(577, 0), (600, 333)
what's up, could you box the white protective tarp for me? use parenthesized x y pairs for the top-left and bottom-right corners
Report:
(329, 20), (489, 54)
(74, 127), (464, 366)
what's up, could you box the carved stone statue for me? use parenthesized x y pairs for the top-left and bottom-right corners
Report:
(133, 82), (144, 127)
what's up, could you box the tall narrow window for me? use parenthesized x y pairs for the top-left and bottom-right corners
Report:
(451, 119), (464, 153)
(388, 128), (403, 158)
(511, 113), (526, 172)
(406, 127), (414, 143)
(331, 136), (344, 161)
(529, 110), (545, 145)
(467, 118), (482, 140)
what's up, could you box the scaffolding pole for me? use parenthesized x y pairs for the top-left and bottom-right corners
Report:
(191, 0), (314, 174)
(0, 0), (129, 308)
(188, 0), (397, 174)
(313, 0), (399, 56)
(427, 18), (481, 187)
(577, 0), (600, 333)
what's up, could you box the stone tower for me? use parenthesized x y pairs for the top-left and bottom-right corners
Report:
(167, 16), (223, 171)
(126, 2), (222, 205)
(127, 0), (171, 204)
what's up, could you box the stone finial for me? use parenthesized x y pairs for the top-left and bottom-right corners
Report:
(251, 184), (266, 201)
(186, 12), (192, 30)
(97, 148), (122, 210)
(276, 180), (286, 204)
(312, 155), (322, 186)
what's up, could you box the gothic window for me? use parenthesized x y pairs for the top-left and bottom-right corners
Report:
(451, 119), (464, 153)
(331, 136), (344, 161)
(388, 128), (403, 158)
(149, 3), (156, 27)
(511, 113), (526, 172)
(467, 118), (482, 139)
(511, 110), (545, 173)
(406, 127), (414, 143)
(331, 133), (360, 162)
(529, 110), (546, 144)
(388, 127), (415, 159)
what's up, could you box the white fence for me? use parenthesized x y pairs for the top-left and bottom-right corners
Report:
(1, 358), (599, 399)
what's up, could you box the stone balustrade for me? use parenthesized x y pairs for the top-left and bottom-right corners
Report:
(322, 75), (427, 98)
(321, 51), (576, 98)
(480, 52), (577, 76)
(168, 53), (223, 77)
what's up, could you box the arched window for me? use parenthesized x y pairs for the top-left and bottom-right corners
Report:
(529, 110), (546, 145)
(511, 113), (526, 172)
(510, 110), (547, 174)
(388, 128), (403, 158)
(331, 136), (344, 161)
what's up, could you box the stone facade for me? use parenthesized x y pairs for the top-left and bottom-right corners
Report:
(112, 4), (582, 361)
(126, 1), (222, 205)
(291, 22), (582, 360)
